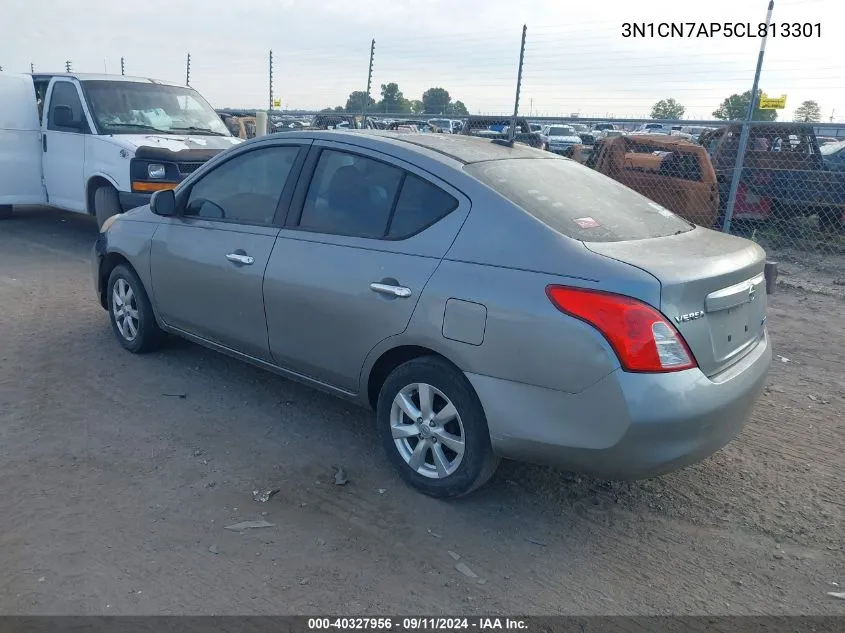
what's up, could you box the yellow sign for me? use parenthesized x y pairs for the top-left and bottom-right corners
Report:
(759, 94), (787, 109)
(272, 99), (281, 107)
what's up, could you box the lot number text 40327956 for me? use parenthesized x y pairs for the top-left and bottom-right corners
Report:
(622, 22), (821, 38)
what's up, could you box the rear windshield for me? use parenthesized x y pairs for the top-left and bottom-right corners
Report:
(464, 158), (694, 242)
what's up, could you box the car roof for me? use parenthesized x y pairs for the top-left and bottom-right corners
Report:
(261, 130), (550, 165)
(32, 73), (183, 87)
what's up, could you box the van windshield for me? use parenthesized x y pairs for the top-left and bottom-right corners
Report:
(82, 81), (230, 136)
(464, 158), (694, 242)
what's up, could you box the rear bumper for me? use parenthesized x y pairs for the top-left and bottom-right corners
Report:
(118, 191), (151, 212)
(467, 330), (772, 479)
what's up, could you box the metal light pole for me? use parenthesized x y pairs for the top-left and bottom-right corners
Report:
(361, 39), (375, 128)
(185, 53), (191, 86)
(269, 49), (274, 112)
(722, 0), (774, 234)
(509, 25), (527, 142)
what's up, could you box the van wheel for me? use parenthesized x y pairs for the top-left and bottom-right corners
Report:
(376, 356), (499, 498)
(0, 205), (12, 220)
(94, 186), (121, 229)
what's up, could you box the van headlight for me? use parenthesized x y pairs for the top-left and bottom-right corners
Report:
(147, 164), (166, 179)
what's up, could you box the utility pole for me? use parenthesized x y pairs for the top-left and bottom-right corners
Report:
(65, 60), (72, 72)
(30, 62), (34, 73)
(121, 57), (125, 76)
(185, 53), (191, 86)
(361, 39), (375, 128)
(509, 25), (527, 142)
(831, 109), (836, 123)
(721, 0), (774, 235)
(269, 49), (274, 112)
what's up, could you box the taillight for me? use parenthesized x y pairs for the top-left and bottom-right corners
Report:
(545, 286), (697, 373)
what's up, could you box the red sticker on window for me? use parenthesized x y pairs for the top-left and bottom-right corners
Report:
(573, 217), (600, 228)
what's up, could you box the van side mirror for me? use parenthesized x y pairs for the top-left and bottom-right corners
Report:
(53, 105), (87, 131)
(150, 189), (177, 217)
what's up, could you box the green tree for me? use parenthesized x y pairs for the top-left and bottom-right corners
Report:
(712, 89), (777, 121)
(377, 82), (411, 113)
(345, 91), (376, 113)
(794, 100), (821, 122)
(449, 100), (469, 116)
(408, 99), (424, 114)
(650, 98), (685, 120)
(422, 87), (451, 114)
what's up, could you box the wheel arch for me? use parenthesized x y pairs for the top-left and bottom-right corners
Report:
(98, 252), (135, 309)
(86, 174), (121, 216)
(364, 343), (466, 411)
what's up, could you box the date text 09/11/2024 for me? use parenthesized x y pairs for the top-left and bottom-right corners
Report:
(621, 22), (821, 38)
(307, 618), (528, 630)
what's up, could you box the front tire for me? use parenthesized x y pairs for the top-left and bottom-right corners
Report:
(376, 356), (499, 498)
(94, 185), (121, 229)
(106, 264), (163, 354)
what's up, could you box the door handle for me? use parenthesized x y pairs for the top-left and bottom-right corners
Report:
(226, 252), (255, 265)
(43, 134), (47, 152)
(370, 282), (412, 298)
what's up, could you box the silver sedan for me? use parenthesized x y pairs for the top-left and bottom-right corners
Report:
(93, 130), (772, 497)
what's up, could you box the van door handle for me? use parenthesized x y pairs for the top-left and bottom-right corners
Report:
(226, 252), (254, 265)
(370, 282), (412, 298)
(43, 135), (47, 152)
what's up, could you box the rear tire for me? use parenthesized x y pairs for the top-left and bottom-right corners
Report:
(0, 205), (12, 220)
(376, 356), (499, 498)
(94, 185), (121, 229)
(106, 264), (163, 354)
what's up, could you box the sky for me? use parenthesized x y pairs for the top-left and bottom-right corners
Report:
(1, 0), (840, 121)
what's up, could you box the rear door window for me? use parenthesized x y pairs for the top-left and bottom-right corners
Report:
(464, 158), (694, 242)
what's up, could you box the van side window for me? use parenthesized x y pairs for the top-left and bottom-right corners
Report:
(47, 82), (88, 133)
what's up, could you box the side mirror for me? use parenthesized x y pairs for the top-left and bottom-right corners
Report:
(150, 189), (177, 217)
(53, 105), (86, 130)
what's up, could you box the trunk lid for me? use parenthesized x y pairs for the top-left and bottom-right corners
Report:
(585, 227), (768, 377)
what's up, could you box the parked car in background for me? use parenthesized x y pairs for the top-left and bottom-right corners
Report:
(634, 122), (680, 135)
(600, 129), (627, 139)
(428, 118), (459, 133)
(672, 126), (714, 143)
(592, 123), (616, 133)
(540, 125), (583, 154)
(387, 120), (438, 133)
(307, 114), (361, 130)
(529, 123), (543, 133)
(461, 116), (543, 149)
(578, 134), (719, 228)
(699, 124), (845, 231)
(820, 139), (845, 171)
(93, 130), (770, 498)
(0, 72), (241, 227)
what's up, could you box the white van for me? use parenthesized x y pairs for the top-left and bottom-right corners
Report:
(0, 72), (243, 227)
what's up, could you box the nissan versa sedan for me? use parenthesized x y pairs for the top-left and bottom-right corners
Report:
(92, 131), (772, 498)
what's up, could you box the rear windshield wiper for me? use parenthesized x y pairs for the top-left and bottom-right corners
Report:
(169, 126), (228, 136)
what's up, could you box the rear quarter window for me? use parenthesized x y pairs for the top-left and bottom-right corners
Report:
(464, 158), (694, 242)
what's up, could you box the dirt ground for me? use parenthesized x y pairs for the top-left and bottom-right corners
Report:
(0, 206), (843, 616)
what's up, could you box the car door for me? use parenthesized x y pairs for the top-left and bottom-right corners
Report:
(42, 80), (91, 212)
(149, 143), (308, 361)
(263, 141), (470, 393)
